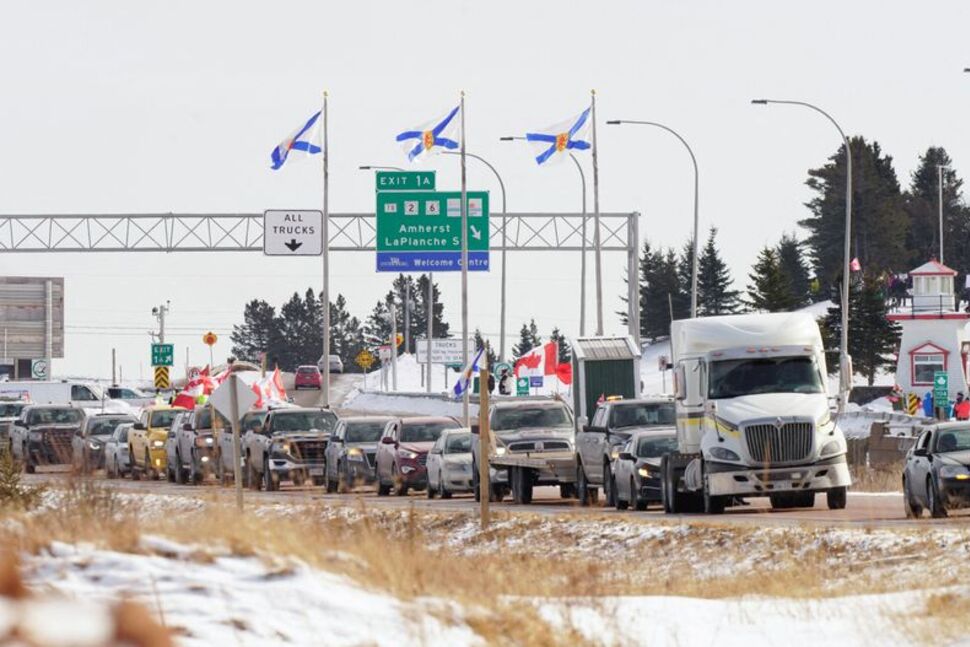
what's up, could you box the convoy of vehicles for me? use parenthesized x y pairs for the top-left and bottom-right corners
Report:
(245, 407), (337, 491)
(576, 397), (676, 506)
(664, 313), (851, 514)
(375, 416), (460, 496)
(129, 405), (185, 480)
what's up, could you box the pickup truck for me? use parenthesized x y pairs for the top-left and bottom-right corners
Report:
(0, 399), (29, 451)
(10, 404), (84, 472)
(170, 406), (230, 485)
(575, 396), (676, 506)
(129, 405), (185, 481)
(475, 398), (577, 504)
(245, 407), (337, 491)
(217, 409), (266, 486)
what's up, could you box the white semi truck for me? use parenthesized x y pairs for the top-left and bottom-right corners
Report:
(662, 312), (851, 514)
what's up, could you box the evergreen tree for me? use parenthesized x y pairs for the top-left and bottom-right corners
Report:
(643, 248), (684, 338)
(549, 327), (571, 363)
(513, 319), (542, 359)
(776, 233), (813, 308)
(745, 247), (797, 312)
(618, 240), (653, 339)
(675, 238), (695, 318)
(275, 292), (312, 370)
(801, 137), (907, 284)
(820, 274), (901, 386)
(230, 299), (279, 365)
(328, 294), (366, 373)
(473, 329), (498, 368)
(697, 227), (740, 316)
(414, 273), (450, 344)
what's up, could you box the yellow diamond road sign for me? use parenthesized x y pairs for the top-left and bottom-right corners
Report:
(355, 350), (375, 370)
(154, 366), (170, 390)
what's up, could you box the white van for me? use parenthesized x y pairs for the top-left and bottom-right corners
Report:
(0, 380), (132, 414)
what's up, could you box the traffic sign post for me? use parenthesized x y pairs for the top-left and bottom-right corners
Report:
(376, 190), (489, 272)
(151, 343), (174, 367)
(416, 339), (477, 365)
(263, 210), (323, 256)
(210, 374), (258, 511)
(934, 371), (949, 419)
(355, 349), (375, 371)
(516, 377), (529, 397)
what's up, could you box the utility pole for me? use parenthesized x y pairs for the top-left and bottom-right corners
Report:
(111, 348), (117, 385)
(404, 280), (411, 355)
(427, 272), (433, 394)
(390, 301), (398, 391)
(153, 302), (170, 344)
(939, 164), (945, 264)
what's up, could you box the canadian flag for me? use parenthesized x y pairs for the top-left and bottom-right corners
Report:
(514, 342), (572, 385)
(251, 367), (288, 408)
(172, 366), (215, 410)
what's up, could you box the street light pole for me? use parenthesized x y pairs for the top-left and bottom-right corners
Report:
(442, 150), (507, 361)
(606, 120), (698, 319)
(499, 137), (588, 334)
(751, 98), (852, 413)
(938, 164), (946, 264)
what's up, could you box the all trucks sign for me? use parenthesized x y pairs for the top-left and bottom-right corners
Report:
(375, 171), (489, 272)
(263, 210), (322, 256)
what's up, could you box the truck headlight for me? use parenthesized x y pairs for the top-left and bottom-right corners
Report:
(347, 447), (364, 459)
(637, 466), (655, 478)
(88, 441), (101, 450)
(274, 443), (291, 455)
(820, 440), (843, 457)
(610, 447), (621, 461)
(940, 465), (970, 480)
(400, 449), (418, 460)
(709, 446), (740, 461)
(152, 440), (165, 448)
(494, 446), (507, 457)
(29, 432), (42, 442)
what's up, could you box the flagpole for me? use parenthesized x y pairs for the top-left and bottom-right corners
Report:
(591, 89), (604, 335)
(460, 91), (470, 425)
(321, 91), (331, 408)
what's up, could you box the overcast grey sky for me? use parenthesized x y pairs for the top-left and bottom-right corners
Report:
(3, 1), (970, 379)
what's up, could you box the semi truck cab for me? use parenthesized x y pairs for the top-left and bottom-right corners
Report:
(665, 313), (852, 514)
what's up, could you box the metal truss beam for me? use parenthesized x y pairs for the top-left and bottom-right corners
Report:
(0, 213), (636, 253)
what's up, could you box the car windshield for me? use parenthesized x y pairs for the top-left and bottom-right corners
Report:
(271, 411), (337, 433)
(0, 403), (25, 417)
(28, 408), (82, 425)
(298, 367), (318, 374)
(934, 428), (970, 453)
(87, 417), (133, 436)
(637, 436), (679, 458)
(150, 410), (180, 429)
(492, 405), (571, 431)
(445, 433), (472, 453)
(195, 408), (231, 430)
(708, 356), (824, 399)
(242, 412), (267, 432)
(401, 422), (455, 443)
(345, 421), (385, 443)
(611, 403), (675, 428)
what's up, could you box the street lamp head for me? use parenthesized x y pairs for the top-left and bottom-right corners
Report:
(606, 120), (621, 125)
(750, 99), (769, 105)
(358, 165), (372, 170)
(499, 136), (515, 141)
(965, 68), (970, 73)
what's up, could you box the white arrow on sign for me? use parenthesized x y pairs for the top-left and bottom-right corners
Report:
(209, 374), (258, 422)
(470, 225), (482, 240)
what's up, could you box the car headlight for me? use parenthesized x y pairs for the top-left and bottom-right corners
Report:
(820, 440), (843, 457)
(709, 446), (740, 461)
(88, 441), (101, 450)
(400, 450), (418, 459)
(151, 440), (165, 448)
(637, 466), (655, 478)
(610, 448), (621, 461)
(347, 447), (363, 458)
(195, 436), (215, 448)
(940, 465), (970, 480)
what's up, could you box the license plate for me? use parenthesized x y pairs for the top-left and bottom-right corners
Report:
(309, 467), (324, 476)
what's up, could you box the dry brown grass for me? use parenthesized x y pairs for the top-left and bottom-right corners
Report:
(5, 486), (970, 645)
(850, 462), (904, 492)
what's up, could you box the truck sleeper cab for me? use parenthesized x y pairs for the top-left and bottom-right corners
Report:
(664, 313), (851, 514)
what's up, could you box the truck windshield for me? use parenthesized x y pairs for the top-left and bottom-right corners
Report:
(271, 411), (336, 434)
(611, 403), (675, 428)
(492, 406), (571, 432)
(196, 408), (231, 430)
(0, 403), (25, 417)
(88, 416), (133, 436)
(345, 421), (385, 442)
(150, 410), (180, 429)
(28, 408), (82, 425)
(708, 356), (824, 399)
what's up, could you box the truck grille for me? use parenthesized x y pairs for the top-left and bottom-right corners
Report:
(744, 422), (813, 465)
(292, 440), (327, 462)
(44, 429), (75, 463)
(541, 441), (570, 451)
(508, 442), (536, 452)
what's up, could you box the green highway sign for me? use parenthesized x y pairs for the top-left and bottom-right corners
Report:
(934, 370), (949, 401)
(516, 376), (530, 397)
(151, 343), (174, 367)
(376, 190), (490, 272)
(375, 171), (435, 192)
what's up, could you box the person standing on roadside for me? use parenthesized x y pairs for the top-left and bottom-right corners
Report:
(955, 393), (970, 421)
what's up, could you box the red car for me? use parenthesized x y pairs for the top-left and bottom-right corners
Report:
(294, 365), (322, 390)
(375, 417), (461, 496)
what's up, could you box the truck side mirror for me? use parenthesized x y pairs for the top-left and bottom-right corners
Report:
(133, 423), (146, 431)
(183, 423), (193, 432)
(674, 365), (686, 401)
(619, 451), (635, 461)
(470, 424), (480, 435)
(380, 436), (396, 445)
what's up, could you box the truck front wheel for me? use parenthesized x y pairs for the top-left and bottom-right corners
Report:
(702, 466), (726, 515)
(827, 486), (847, 511)
(576, 463), (597, 506)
